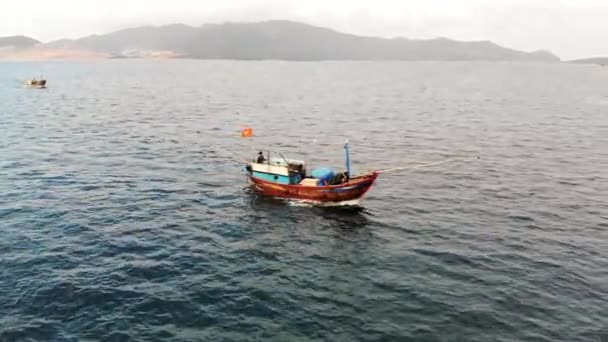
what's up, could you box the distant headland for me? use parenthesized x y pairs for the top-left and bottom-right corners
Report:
(569, 57), (608, 66)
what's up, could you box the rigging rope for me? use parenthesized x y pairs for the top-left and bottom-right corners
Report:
(377, 156), (477, 174)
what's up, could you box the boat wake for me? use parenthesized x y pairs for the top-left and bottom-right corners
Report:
(285, 198), (362, 207)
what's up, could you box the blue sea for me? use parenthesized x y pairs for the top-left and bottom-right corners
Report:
(1, 60), (607, 341)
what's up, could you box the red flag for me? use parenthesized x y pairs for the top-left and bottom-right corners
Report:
(241, 127), (253, 137)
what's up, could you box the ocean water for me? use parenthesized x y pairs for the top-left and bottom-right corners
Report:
(0, 60), (607, 341)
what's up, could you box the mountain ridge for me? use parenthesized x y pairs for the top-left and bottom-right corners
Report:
(0, 21), (560, 61)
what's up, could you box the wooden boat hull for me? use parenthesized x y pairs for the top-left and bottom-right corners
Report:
(246, 171), (379, 204)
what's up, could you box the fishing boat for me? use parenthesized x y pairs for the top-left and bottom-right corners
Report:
(25, 77), (47, 89)
(244, 142), (379, 205)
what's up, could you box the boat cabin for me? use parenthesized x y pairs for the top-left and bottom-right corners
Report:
(247, 157), (306, 185)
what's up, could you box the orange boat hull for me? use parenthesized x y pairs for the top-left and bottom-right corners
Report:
(247, 172), (379, 203)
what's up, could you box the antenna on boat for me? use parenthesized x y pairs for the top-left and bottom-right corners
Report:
(344, 140), (351, 176)
(278, 152), (290, 165)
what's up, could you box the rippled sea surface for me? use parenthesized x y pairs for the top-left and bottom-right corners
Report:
(1, 61), (607, 341)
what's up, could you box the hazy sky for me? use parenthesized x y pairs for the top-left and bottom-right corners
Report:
(1, 0), (607, 59)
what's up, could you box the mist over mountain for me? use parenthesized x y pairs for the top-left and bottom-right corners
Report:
(2, 21), (560, 61)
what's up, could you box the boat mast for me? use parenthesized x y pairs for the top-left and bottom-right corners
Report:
(344, 140), (351, 176)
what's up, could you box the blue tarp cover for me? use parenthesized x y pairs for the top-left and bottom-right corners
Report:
(311, 167), (335, 181)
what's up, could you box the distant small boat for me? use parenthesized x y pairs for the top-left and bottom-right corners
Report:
(25, 77), (47, 89)
(244, 142), (378, 206)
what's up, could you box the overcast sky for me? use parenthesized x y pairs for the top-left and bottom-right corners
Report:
(1, 0), (607, 59)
